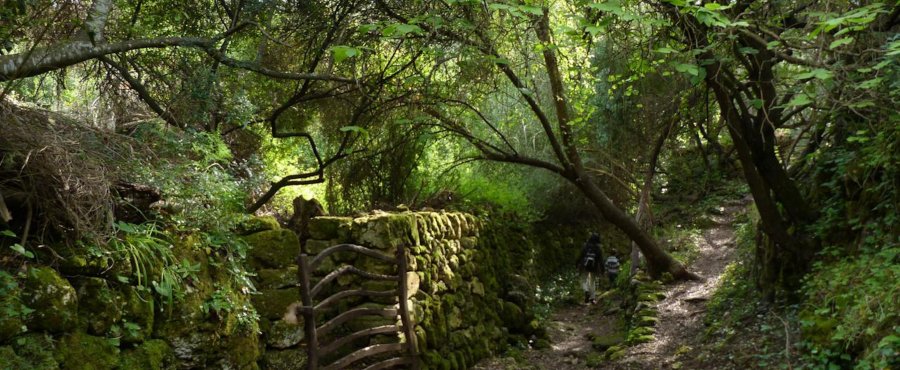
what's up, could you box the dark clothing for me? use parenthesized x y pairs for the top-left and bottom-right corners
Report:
(576, 241), (603, 274)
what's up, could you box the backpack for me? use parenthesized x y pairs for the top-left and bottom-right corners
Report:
(583, 250), (597, 270)
(606, 256), (620, 274)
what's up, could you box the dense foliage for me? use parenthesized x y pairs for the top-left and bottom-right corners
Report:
(0, 0), (897, 368)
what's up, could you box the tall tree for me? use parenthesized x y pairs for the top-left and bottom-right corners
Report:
(374, 0), (697, 280)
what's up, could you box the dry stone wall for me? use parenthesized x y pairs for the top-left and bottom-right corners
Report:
(305, 211), (544, 370)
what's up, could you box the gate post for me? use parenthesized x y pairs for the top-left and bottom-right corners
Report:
(298, 253), (318, 369)
(397, 246), (420, 369)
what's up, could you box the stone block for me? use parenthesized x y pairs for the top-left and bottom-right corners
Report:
(266, 320), (304, 349)
(243, 229), (301, 269)
(22, 267), (78, 333)
(263, 349), (307, 370)
(74, 277), (122, 336)
(256, 267), (299, 290)
(307, 216), (352, 241)
(252, 289), (298, 320)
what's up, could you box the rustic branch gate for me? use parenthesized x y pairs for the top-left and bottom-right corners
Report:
(296, 244), (419, 370)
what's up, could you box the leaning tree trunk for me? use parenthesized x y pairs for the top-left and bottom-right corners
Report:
(630, 117), (675, 275)
(571, 169), (697, 281)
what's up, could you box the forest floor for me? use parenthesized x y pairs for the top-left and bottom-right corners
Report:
(474, 196), (751, 370)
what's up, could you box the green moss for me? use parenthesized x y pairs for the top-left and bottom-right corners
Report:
(638, 315), (659, 326)
(9, 333), (59, 369)
(220, 331), (260, 369)
(119, 339), (172, 369)
(74, 277), (122, 335)
(22, 267), (78, 333)
(119, 285), (154, 344)
(592, 333), (625, 350)
(256, 267), (299, 290)
(251, 288), (298, 320)
(586, 353), (605, 367)
(605, 345), (626, 361)
(55, 332), (119, 370)
(243, 229), (300, 269)
(0, 272), (27, 343)
(263, 349), (307, 370)
(307, 216), (353, 241)
(235, 216), (281, 235)
(266, 319), (304, 349)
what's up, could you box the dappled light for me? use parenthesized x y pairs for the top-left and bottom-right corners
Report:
(1, 0), (897, 369)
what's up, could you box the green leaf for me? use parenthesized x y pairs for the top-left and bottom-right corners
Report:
(829, 37), (854, 49)
(1, 230), (15, 237)
(585, 26), (603, 37)
(330, 46), (361, 63)
(786, 94), (813, 107)
(796, 69), (833, 80)
(9, 244), (33, 259)
(519, 5), (542, 16)
(357, 24), (378, 33)
(339, 125), (368, 136)
(488, 56), (510, 65)
(382, 23), (422, 38)
(589, 1), (623, 14)
(750, 99), (764, 109)
(654, 47), (678, 54)
(674, 63), (700, 76)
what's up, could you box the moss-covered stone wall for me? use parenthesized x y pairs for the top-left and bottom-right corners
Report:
(305, 211), (580, 369)
(1, 211), (589, 370)
(0, 233), (262, 370)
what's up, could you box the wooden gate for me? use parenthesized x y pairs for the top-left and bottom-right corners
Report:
(296, 244), (419, 370)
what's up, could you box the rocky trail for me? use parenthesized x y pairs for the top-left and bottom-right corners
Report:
(474, 197), (750, 369)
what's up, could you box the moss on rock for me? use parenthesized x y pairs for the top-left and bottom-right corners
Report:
(263, 349), (307, 370)
(118, 339), (173, 369)
(243, 229), (301, 269)
(266, 319), (304, 349)
(236, 216), (281, 235)
(252, 288), (298, 320)
(74, 277), (122, 335)
(9, 333), (59, 369)
(256, 267), (299, 290)
(0, 272), (27, 343)
(307, 216), (352, 241)
(592, 332), (625, 350)
(55, 332), (119, 370)
(119, 285), (154, 344)
(22, 267), (78, 333)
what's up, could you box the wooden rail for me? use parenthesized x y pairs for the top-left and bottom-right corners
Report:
(296, 243), (420, 369)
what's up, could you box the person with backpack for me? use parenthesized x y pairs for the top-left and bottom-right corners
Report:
(605, 256), (621, 286)
(576, 233), (603, 304)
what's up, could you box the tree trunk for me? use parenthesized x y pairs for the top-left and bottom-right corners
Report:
(571, 169), (697, 280)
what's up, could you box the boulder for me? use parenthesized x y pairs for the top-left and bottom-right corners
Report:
(252, 289), (298, 320)
(22, 267), (78, 333)
(263, 349), (307, 370)
(118, 339), (173, 369)
(9, 333), (59, 369)
(266, 319), (304, 349)
(256, 267), (299, 290)
(243, 229), (301, 269)
(74, 277), (122, 336)
(118, 285), (154, 344)
(55, 332), (119, 370)
(0, 272), (26, 343)
(307, 217), (352, 241)
(235, 215), (281, 235)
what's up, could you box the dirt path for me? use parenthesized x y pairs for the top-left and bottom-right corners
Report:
(474, 197), (749, 369)
(608, 197), (749, 369)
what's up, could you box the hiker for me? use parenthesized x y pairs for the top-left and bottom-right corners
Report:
(576, 233), (603, 304)
(606, 256), (621, 286)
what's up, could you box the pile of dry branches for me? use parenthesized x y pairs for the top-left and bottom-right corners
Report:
(0, 101), (140, 245)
